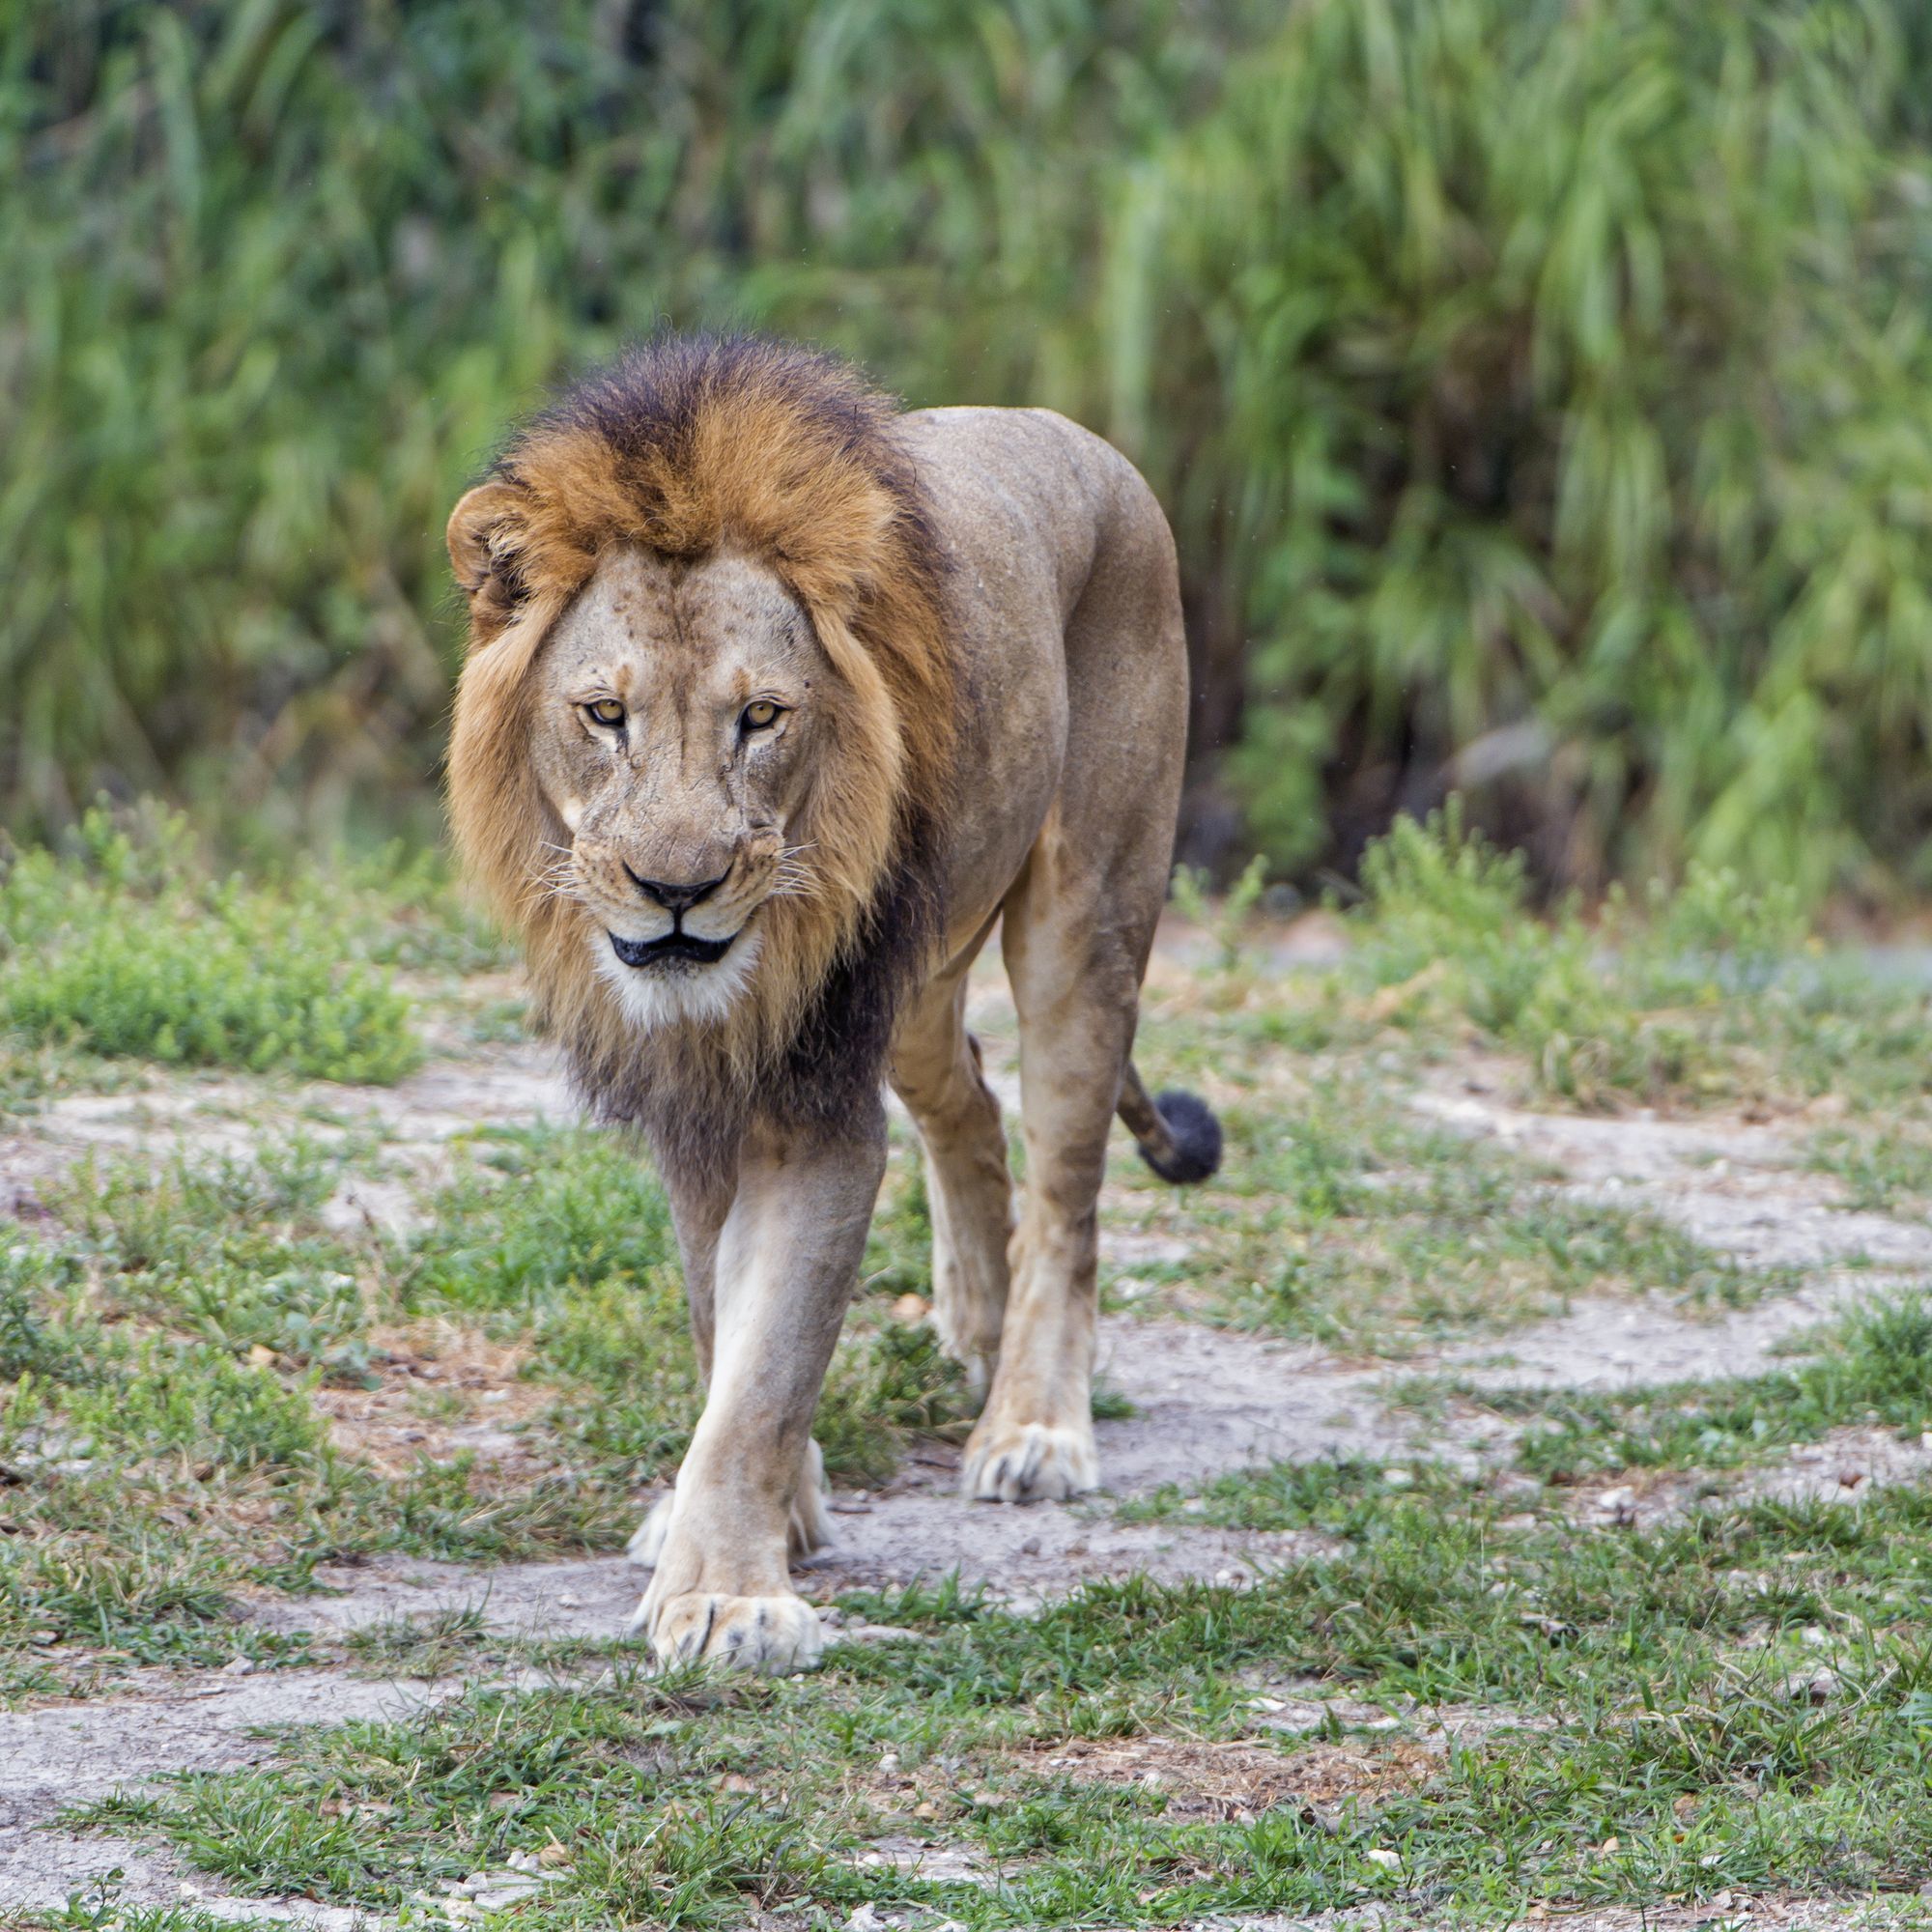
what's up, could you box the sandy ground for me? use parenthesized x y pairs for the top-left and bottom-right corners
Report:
(6, 1020), (1932, 1926)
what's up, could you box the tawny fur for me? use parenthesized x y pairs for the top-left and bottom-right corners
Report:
(445, 337), (955, 1142)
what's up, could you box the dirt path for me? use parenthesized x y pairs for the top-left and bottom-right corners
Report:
(6, 1037), (1932, 1925)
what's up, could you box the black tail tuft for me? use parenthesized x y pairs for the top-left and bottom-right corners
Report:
(1137, 1089), (1223, 1185)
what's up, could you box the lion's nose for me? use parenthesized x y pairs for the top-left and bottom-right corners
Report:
(623, 864), (728, 914)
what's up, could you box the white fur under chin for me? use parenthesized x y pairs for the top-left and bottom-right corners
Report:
(592, 926), (764, 1034)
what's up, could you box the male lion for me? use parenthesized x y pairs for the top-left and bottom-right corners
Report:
(445, 335), (1222, 1673)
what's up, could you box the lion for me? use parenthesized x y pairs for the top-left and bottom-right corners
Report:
(445, 335), (1222, 1673)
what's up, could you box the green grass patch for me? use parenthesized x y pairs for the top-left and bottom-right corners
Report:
(1135, 809), (1932, 1130)
(1114, 1070), (1775, 1350)
(0, 807), (420, 1083)
(51, 1135), (381, 1383)
(72, 1481), (1932, 1923)
(399, 1123), (971, 1486)
(1481, 1293), (1932, 1484)
(1808, 1122), (1932, 1216)
(1121, 1455), (1475, 1534)
(0, 1116), (971, 1694)
(1335, 805), (1932, 1112)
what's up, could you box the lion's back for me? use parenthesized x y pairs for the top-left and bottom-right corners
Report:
(900, 406), (1176, 637)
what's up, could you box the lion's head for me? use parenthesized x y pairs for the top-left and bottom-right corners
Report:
(444, 336), (954, 1169)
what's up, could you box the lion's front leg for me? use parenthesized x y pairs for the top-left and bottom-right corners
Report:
(628, 1436), (834, 1569)
(630, 1159), (835, 1574)
(631, 1108), (886, 1674)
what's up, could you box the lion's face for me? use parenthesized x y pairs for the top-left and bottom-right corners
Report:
(447, 339), (954, 1113)
(529, 545), (832, 1032)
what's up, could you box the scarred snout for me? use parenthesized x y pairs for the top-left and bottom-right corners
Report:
(575, 824), (785, 965)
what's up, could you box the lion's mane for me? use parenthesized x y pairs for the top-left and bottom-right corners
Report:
(445, 335), (955, 1179)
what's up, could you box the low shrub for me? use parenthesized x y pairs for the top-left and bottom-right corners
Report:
(0, 805), (419, 1082)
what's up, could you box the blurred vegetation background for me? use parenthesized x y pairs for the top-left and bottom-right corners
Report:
(9, 0), (1932, 901)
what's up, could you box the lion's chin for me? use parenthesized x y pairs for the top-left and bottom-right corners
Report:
(592, 924), (764, 1035)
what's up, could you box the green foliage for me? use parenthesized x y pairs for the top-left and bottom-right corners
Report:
(1123, 0), (1932, 894)
(1351, 805), (1569, 1035)
(1204, 1083), (1770, 1350)
(1506, 1290), (1932, 1481)
(85, 1479), (1932, 1920)
(54, 1139), (379, 1382)
(0, 0), (1252, 846)
(1171, 855), (1268, 972)
(1346, 803), (1932, 1106)
(0, 1228), (80, 1381)
(1808, 1123), (1932, 1214)
(0, 806), (420, 1082)
(63, 1337), (327, 1470)
(15, 3), (1932, 895)
(401, 1126), (969, 1484)
(400, 1126), (677, 1317)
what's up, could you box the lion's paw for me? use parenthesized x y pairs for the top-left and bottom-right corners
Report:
(630, 1589), (824, 1674)
(961, 1420), (1097, 1503)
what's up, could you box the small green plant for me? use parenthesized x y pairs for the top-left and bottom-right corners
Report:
(0, 1229), (82, 1382)
(1172, 854), (1268, 973)
(1343, 802), (1930, 1108)
(0, 806), (420, 1083)
(1807, 1124), (1932, 1215)
(1350, 802), (1569, 1032)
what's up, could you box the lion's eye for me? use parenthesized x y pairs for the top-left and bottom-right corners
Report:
(741, 700), (782, 732)
(584, 699), (626, 729)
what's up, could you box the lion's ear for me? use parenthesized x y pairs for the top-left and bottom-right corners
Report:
(446, 481), (530, 643)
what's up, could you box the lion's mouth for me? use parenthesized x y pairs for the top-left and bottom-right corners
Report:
(609, 928), (737, 971)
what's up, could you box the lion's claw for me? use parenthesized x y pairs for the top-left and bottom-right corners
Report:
(961, 1420), (1097, 1502)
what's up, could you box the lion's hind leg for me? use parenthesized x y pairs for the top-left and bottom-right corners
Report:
(961, 837), (1159, 1503)
(889, 952), (1013, 1392)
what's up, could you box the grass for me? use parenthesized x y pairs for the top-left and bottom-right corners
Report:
(1148, 804), (1932, 1118)
(56, 1482), (1932, 1925)
(1808, 1122), (1932, 1217)
(1454, 1292), (1932, 1487)
(1341, 804), (1932, 1112)
(0, 1117), (969, 1698)
(397, 1122), (972, 1487)
(0, 806), (422, 1087)
(5, 807), (1911, 1704)
(1120, 1455), (1476, 1536)
(1101, 1066), (1783, 1352)
(1139, 1288), (1932, 1536)
(11, 815), (1932, 1920)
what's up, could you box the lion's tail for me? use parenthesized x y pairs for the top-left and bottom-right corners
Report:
(1117, 1064), (1223, 1185)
